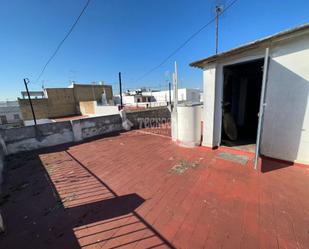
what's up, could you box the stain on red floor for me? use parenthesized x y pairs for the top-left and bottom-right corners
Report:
(1, 130), (309, 248)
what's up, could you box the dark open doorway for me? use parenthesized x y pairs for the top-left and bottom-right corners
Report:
(221, 59), (264, 152)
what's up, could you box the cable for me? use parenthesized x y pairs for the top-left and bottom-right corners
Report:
(35, 0), (92, 84)
(136, 0), (239, 81)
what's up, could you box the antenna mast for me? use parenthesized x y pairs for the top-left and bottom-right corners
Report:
(215, 5), (222, 54)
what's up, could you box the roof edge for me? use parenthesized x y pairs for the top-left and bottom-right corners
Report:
(190, 23), (309, 69)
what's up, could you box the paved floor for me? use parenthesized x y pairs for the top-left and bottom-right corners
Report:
(1, 130), (309, 249)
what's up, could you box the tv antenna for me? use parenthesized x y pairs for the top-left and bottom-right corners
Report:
(215, 5), (223, 54)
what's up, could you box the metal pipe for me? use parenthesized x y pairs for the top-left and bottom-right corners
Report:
(168, 81), (172, 107)
(23, 78), (37, 126)
(174, 61), (178, 111)
(118, 72), (123, 109)
(254, 47), (270, 170)
(215, 6), (221, 55)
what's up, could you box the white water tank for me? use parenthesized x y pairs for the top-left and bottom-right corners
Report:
(175, 103), (202, 147)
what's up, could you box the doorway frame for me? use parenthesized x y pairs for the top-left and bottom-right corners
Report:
(220, 58), (265, 148)
(211, 49), (270, 169)
(216, 57), (265, 145)
(201, 48), (270, 153)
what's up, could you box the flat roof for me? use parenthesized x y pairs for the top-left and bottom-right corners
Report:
(44, 83), (112, 91)
(2, 129), (309, 248)
(73, 83), (112, 88)
(190, 23), (309, 69)
(21, 91), (44, 95)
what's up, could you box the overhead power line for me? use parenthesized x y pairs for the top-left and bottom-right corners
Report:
(35, 0), (92, 84)
(136, 0), (239, 81)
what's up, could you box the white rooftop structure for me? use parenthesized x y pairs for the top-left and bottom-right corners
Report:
(191, 23), (309, 165)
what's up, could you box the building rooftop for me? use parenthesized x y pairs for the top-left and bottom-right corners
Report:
(52, 115), (89, 122)
(190, 23), (309, 68)
(20, 91), (45, 99)
(0, 101), (19, 107)
(71, 83), (113, 88)
(1, 129), (309, 248)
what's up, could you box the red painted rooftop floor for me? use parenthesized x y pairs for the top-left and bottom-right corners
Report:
(1, 129), (309, 249)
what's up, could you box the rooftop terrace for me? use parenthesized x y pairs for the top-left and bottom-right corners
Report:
(1, 129), (309, 248)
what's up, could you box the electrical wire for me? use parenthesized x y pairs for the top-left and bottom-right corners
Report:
(35, 0), (92, 84)
(136, 0), (239, 81)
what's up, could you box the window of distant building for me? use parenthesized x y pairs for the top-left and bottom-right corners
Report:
(14, 114), (20, 120)
(0, 115), (8, 124)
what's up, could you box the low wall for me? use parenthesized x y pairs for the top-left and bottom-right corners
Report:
(0, 134), (4, 232)
(71, 115), (123, 141)
(24, 119), (54, 126)
(0, 122), (74, 155)
(0, 107), (171, 155)
(124, 102), (168, 109)
(0, 135), (5, 188)
(0, 134), (7, 193)
(126, 107), (171, 128)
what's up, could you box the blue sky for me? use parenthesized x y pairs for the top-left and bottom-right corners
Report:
(0, 0), (308, 100)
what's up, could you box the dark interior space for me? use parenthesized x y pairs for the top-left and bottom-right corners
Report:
(221, 59), (264, 150)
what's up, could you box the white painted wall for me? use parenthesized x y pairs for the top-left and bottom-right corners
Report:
(119, 89), (201, 107)
(202, 64), (217, 147)
(79, 101), (120, 117)
(261, 35), (309, 164)
(122, 95), (137, 105)
(177, 105), (202, 147)
(146, 88), (201, 103)
(93, 105), (119, 116)
(201, 31), (309, 164)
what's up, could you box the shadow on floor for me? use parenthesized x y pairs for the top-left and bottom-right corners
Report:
(260, 156), (294, 173)
(0, 147), (175, 249)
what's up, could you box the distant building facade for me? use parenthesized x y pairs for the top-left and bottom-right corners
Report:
(0, 101), (23, 129)
(144, 88), (201, 104)
(19, 83), (113, 122)
(115, 88), (201, 108)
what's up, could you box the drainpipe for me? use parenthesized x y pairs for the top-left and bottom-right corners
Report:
(172, 61), (179, 142)
(254, 47), (270, 170)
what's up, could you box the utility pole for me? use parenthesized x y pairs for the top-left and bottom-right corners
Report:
(173, 61), (178, 111)
(215, 5), (222, 55)
(171, 61), (178, 142)
(118, 72), (123, 109)
(168, 81), (172, 108)
(150, 90), (152, 108)
(23, 78), (37, 126)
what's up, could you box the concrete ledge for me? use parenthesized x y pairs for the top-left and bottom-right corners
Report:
(0, 122), (74, 154)
(0, 136), (4, 186)
(72, 114), (123, 141)
(0, 108), (171, 155)
(126, 107), (171, 128)
(0, 134), (5, 233)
